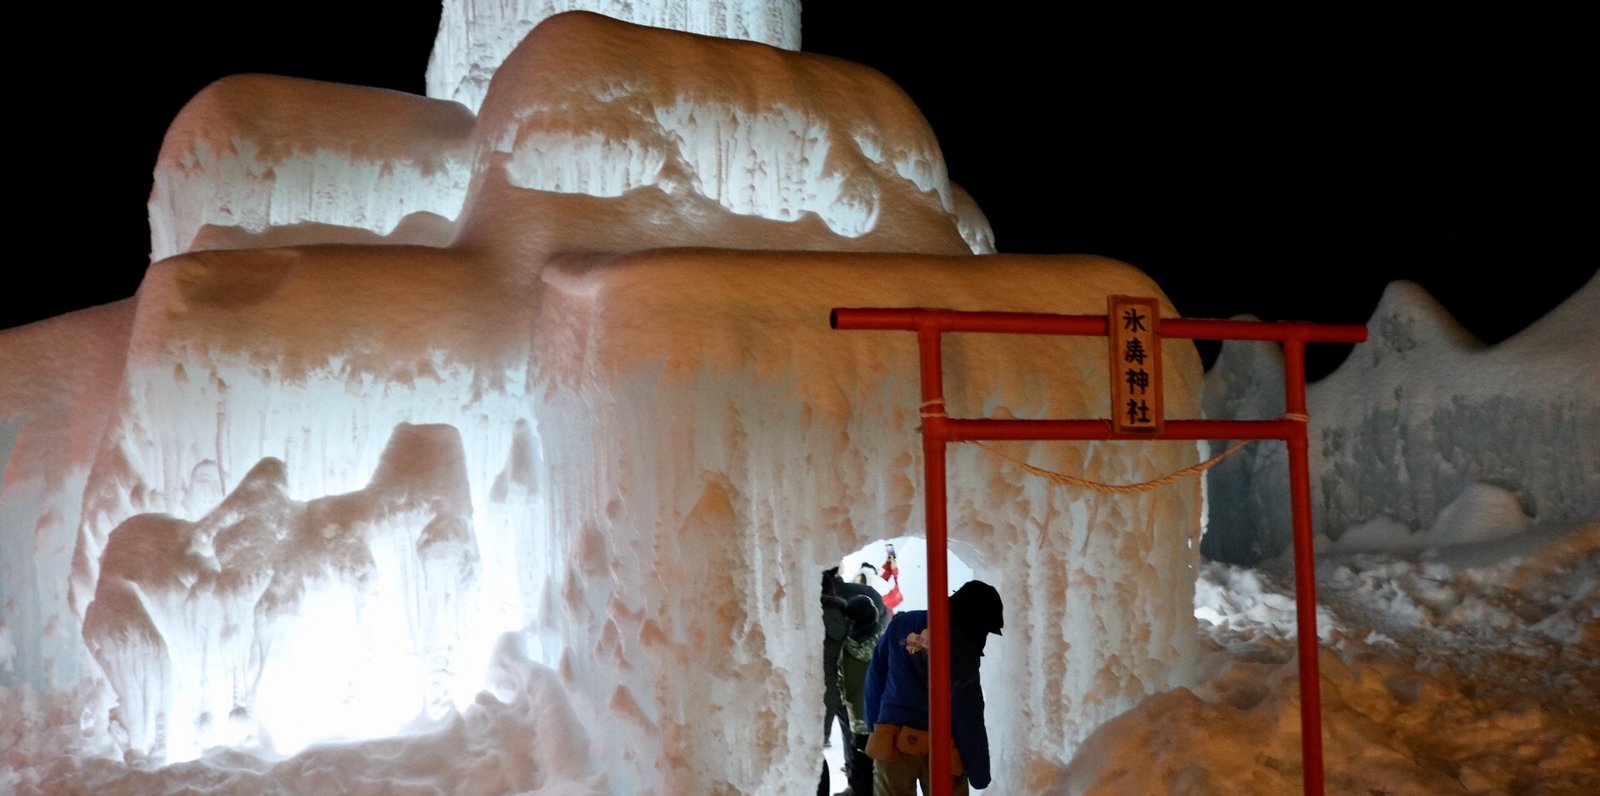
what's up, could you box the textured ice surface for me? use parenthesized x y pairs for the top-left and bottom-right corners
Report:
(3, 12), (1200, 792)
(83, 425), (480, 760)
(426, 0), (801, 113)
(471, 11), (986, 253)
(148, 10), (991, 267)
(6, 6), (1595, 793)
(0, 302), (135, 691)
(1203, 275), (1599, 564)
(149, 75), (478, 262)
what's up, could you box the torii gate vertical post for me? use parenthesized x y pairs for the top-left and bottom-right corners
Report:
(917, 325), (955, 793)
(1282, 329), (1325, 791)
(831, 307), (1365, 796)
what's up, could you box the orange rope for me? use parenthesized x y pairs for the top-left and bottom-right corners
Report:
(970, 438), (1251, 494)
(966, 413), (1309, 494)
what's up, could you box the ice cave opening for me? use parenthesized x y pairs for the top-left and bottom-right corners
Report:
(836, 536), (976, 615)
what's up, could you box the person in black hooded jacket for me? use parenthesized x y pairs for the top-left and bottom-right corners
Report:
(834, 569), (890, 635)
(822, 568), (853, 749)
(823, 563), (894, 793)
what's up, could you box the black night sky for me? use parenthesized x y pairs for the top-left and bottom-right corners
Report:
(12, 4), (1592, 380)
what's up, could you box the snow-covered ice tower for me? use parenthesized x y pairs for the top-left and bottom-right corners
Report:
(1, 4), (1207, 791)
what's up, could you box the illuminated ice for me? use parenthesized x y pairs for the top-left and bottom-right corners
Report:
(2, 5), (1596, 795)
(426, 0), (802, 113)
(4, 9), (1202, 792)
(149, 76), (477, 262)
(83, 424), (481, 760)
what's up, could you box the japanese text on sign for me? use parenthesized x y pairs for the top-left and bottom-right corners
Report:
(1108, 296), (1163, 434)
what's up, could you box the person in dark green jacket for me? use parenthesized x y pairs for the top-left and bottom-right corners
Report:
(839, 594), (884, 794)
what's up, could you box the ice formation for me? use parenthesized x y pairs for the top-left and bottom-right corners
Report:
(1202, 274), (1599, 564)
(426, 0), (802, 113)
(148, 75), (478, 262)
(2, 8), (1206, 792)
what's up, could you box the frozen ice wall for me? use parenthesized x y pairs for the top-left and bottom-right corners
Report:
(0, 302), (134, 691)
(81, 424), (480, 759)
(426, 0), (802, 113)
(474, 14), (970, 247)
(148, 75), (478, 262)
(1203, 275), (1600, 563)
(5, 11), (1203, 792)
(529, 250), (1205, 790)
(1196, 315), (1288, 564)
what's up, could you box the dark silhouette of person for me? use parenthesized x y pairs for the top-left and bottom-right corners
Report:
(834, 568), (890, 635)
(822, 567), (852, 749)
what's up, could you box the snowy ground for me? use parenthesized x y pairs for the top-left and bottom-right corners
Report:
(1062, 520), (1600, 795)
(5, 520), (1596, 794)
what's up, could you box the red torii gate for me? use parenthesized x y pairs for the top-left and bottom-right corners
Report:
(831, 304), (1367, 796)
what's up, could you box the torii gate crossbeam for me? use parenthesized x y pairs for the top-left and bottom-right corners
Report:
(831, 307), (1367, 796)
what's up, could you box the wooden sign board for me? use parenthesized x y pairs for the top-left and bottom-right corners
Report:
(1108, 296), (1163, 434)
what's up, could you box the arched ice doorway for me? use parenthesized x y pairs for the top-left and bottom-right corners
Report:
(822, 537), (977, 784)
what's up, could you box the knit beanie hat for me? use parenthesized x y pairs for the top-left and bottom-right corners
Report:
(845, 594), (879, 640)
(951, 580), (1004, 636)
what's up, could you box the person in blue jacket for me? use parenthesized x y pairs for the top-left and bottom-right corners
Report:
(863, 580), (1004, 795)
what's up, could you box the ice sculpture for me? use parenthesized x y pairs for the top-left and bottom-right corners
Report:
(83, 425), (479, 758)
(427, 0), (802, 113)
(5, 8), (1206, 791)
(148, 75), (477, 262)
(1203, 274), (1599, 563)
